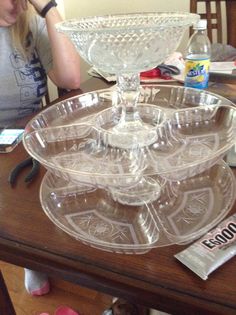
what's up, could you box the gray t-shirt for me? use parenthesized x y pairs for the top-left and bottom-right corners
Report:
(0, 15), (53, 125)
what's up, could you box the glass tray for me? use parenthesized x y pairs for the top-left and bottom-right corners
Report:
(40, 160), (236, 254)
(24, 85), (236, 188)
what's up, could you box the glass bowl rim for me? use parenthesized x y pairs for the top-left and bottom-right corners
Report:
(56, 11), (200, 33)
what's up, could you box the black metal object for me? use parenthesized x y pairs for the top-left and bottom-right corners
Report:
(8, 157), (40, 187)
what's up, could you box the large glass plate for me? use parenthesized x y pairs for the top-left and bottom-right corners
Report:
(40, 161), (235, 254)
(24, 85), (236, 188)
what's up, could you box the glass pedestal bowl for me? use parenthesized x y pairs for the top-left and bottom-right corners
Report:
(23, 85), (236, 253)
(56, 12), (199, 149)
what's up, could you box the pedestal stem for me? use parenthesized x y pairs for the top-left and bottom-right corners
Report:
(116, 73), (142, 128)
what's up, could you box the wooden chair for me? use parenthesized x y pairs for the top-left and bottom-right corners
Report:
(44, 86), (68, 105)
(190, 0), (236, 47)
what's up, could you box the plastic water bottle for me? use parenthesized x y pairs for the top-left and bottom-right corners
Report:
(184, 19), (211, 89)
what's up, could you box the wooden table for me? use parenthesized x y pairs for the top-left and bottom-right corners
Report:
(0, 78), (236, 315)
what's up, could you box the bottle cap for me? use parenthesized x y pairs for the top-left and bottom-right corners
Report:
(193, 19), (207, 30)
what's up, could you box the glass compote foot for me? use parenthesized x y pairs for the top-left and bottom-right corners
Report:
(56, 12), (199, 148)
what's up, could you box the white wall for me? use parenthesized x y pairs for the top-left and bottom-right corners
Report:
(63, 0), (190, 82)
(64, 0), (189, 17)
(57, 0), (65, 18)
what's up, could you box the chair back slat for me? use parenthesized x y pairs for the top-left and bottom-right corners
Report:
(190, 0), (223, 43)
(226, 1), (236, 47)
(43, 87), (68, 106)
(190, 0), (236, 47)
(215, 1), (223, 42)
(206, 1), (214, 42)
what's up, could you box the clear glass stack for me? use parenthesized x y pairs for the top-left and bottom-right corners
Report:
(23, 13), (236, 254)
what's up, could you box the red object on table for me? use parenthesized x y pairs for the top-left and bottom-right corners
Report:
(140, 68), (172, 80)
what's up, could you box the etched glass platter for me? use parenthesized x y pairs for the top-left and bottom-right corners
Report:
(40, 161), (235, 254)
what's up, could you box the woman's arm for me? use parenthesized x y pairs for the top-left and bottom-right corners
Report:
(27, 0), (81, 89)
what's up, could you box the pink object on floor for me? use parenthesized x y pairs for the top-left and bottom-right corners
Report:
(54, 306), (80, 315)
(31, 281), (50, 296)
(39, 313), (50, 315)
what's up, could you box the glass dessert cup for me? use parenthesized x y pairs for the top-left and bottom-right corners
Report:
(56, 12), (199, 149)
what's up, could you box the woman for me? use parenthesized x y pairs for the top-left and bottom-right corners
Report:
(0, 0), (80, 125)
(0, 0), (80, 295)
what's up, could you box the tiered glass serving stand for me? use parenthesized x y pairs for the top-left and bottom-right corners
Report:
(23, 13), (236, 254)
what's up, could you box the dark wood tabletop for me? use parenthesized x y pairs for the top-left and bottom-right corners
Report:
(0, 77), (236, 315)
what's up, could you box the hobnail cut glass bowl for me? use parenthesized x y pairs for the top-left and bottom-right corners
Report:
(56, 12), (200, 149)
(56, 12), (199, 74)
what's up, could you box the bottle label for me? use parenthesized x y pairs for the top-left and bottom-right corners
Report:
(184, 58), (210, 89)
